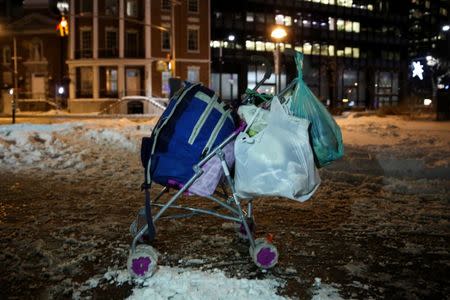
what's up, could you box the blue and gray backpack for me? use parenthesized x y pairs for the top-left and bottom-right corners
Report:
(140, 82), (236, 239)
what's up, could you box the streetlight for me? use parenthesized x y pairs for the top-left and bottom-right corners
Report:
(271, 27), (287, 94)
(442, 25), (450, 32)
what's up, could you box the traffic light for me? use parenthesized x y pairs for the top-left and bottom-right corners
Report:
(56, 16), (69, 37)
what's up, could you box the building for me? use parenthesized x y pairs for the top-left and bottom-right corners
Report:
(210, 0), (411, 109)
(0, 0), (65, 112)
(407, 0), (449, 105)
(67, 0), (210, 114)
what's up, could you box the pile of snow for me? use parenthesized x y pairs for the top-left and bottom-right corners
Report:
(0, 119), (154, 172)
(75, 267), (288, 300)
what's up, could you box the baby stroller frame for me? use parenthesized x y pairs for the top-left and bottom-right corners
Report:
(128, 54), (295, 278)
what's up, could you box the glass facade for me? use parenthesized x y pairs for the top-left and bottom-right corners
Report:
(211, 0), (408, 108)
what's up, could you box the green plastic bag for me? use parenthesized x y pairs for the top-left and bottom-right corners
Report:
(289, 51), (344, 168)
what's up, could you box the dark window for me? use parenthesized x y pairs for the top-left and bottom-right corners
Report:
(188, 28), (199, 52)
(80, 29), (92, 57)
(105, 0), (118, 15)
(80, 0), (92, 13)
(126, 31), (139, 57)
(162, 31), (170, 50)
(188, 0), (198, 13)
(162, 0), (170, 10)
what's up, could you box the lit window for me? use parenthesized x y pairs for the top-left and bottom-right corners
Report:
(312, 43), (320, 55)
(284, 16), (292, 26)
(105, 67), (118, 95)
(328, 17), (335, 30)
(255, 41), (265, 51)
(127, 0), (138, 17)
(337, 49), (344, 56)
(328, 45), (335, 56)
(337, 19), (345, 31)
(321, 0), (329, 4)
(320, 45), (328, 56)
(294, 46), (303, 52)
(265, 42), (275, 51)
(345, 21), (352, 32)
(187, 66), (200, 83)
(246, 13), (254, 22)
(352, 48), (360, 58)
(344, 47), (352, 57)
(352, 22), (360, 33)
(187, 27), (199, 52)
(303, 42), (312, 55)
(246, 40), (255, 50)
(275, 14), (284, 25)
(367, 4), (373, 11)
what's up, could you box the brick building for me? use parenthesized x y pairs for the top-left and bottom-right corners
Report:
(67, 0), (210, 113)
(0, 0), (65, 112)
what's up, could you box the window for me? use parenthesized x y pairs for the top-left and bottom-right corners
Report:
(187, 27), (199, 52)
(187, 66), (200, 83)
(80, 28), (92, 57)
(126, 0), (138, 17)
(188, 0), (198, 13)
(126, 31), (139, 56)
(79, 67), (93, 97)
(105, 0), (118, 15)
(337, 19), (345, 31)
(105, 29), (118, 56)
(246, 12), (254, 22)
(30, 39), (43, 61)
(3, 46), (12, 64)
(105, 67), (118, 96)
(162, 0), (170, 10)
(161, 30), (170, 50)
(80, 0), (92, 13)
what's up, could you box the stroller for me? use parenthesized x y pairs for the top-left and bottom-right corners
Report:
(127, 51), (328, 278)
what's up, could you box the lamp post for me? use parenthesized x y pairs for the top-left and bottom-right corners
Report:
(12, 36), (18, 124)
(271, 27), (287, 94)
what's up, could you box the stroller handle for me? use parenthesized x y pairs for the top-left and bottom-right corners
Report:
(241, 55), (273, 104)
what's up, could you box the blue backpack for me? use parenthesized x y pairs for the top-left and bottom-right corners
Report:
(141, 82), (236, 187)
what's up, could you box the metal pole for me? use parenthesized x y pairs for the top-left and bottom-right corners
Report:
(171, 1), (176, 77)
(12, 36), (18, 124)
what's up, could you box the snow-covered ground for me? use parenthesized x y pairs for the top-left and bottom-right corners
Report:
(1, 113), (449, 299)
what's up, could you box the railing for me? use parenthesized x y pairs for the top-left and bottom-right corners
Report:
(75, 49), (93, 59)
(99, 95), (168, 115)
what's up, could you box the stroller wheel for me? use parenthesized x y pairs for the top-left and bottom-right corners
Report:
(249, 238), (278, 269)
(127, 244), (159, 278)
(236, 218), (255, 240)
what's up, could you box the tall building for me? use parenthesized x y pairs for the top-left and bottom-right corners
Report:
(0, 0), (64, 112)
(67, 0), (210, 113)
(210, 0), (410, 109)
(407, 0), (449, 102)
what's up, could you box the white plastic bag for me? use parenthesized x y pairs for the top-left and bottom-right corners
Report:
(234, 97), (320, 202)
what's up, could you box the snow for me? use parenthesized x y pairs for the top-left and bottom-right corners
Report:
(1, 112), (449, 299)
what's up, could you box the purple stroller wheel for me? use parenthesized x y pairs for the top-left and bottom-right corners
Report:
(250, 238), (279, 269)
(127, 244), (159, 278)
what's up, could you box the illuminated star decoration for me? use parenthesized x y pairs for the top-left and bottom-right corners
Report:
(412, 61), (424, 80)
